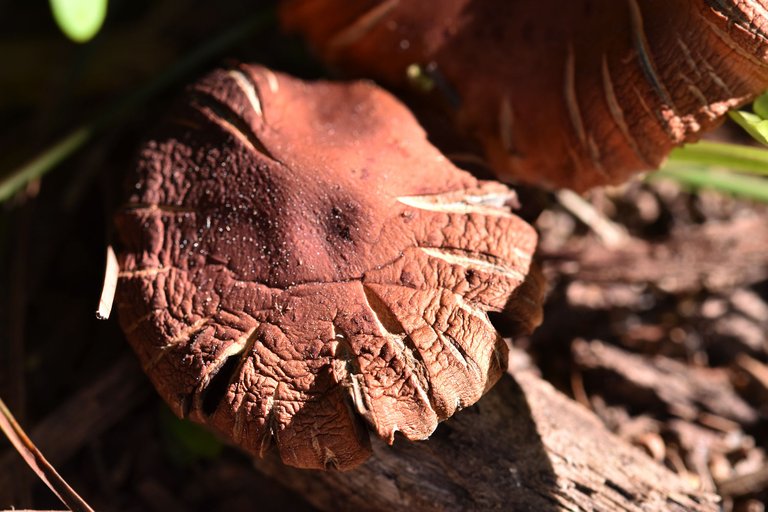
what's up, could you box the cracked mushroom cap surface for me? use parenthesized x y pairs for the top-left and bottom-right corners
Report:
(281, 0), (768, 191)
(114, 64), (543, 470)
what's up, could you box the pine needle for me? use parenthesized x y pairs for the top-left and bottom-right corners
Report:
(0, 397), (94, 512)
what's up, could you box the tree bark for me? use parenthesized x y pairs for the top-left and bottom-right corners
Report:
(254, 364), (720, 511)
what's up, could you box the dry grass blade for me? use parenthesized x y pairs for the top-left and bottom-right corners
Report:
(96, 245), (118, 320)
(0, 397), (94, 512)
(555, 189), (630, 248)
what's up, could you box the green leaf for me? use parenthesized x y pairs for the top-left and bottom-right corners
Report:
(652, 164), (768, 203)
(159, 407), (223, 465)
(729, 110), (768, 146)
(753, 91), (768, 119)
(668, 140), (768, 176)
(49, 0), (108, 43)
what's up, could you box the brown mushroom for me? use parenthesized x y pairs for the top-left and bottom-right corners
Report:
(281, 0), (768, 190)
(114, 64), (543, 470)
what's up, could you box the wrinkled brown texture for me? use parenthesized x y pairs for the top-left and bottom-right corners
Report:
(114, 64), (541, 470)
(281, 0), (768, 190)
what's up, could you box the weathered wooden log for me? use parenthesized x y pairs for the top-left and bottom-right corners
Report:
(0, 350), (720, 510)
(254, 365), (720, 511)
(573, 339), (757, 425)
(548, 216), (768, 294)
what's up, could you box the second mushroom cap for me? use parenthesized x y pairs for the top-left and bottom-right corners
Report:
(282, 0), (768, 190)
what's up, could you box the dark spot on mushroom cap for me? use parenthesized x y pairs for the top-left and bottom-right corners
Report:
(329, 205), (353, 242)
(114, 63), (542, 470)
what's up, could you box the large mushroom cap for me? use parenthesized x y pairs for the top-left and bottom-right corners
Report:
(114, 64), (542, 470)
(282, 0), (768, 191)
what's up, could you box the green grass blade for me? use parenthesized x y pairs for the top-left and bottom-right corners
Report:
(0, 126), (92, 202)
(667, 140), (768, 176)
(652, 164), (768, 203)
(0, 9), (274, 204)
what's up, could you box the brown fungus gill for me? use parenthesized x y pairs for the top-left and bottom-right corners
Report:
(281, 0), (768, 191)
(114, 64), (543, 470)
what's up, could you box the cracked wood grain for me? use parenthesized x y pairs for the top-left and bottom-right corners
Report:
(253, 363), (720, 512)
